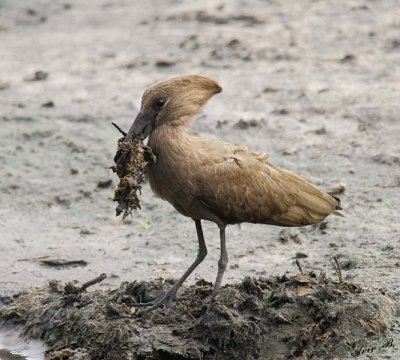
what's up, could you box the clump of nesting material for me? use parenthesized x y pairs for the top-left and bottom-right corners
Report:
(111, 137), (155, 219)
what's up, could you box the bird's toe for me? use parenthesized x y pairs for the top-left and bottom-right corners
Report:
(133, 290), (177, 316)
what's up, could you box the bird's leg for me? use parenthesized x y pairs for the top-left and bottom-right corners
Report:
(133, 220), (207, 314)
(212, 226), (228, 297)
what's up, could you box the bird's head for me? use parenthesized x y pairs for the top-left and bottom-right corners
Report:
(123, 75), (222, 141)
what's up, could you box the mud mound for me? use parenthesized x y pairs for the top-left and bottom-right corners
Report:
(0, 273), (398, 360)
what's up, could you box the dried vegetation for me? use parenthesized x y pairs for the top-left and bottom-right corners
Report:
(111, 137), (155, 219)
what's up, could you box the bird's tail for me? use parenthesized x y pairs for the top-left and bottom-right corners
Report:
(331, 195), (345, 217)
(270, 168), (344, 226)
(333, 210), (345, 217)
(331, 195), (342, 210)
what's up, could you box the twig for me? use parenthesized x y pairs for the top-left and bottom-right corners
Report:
(64, 273), (107, 295)
(179, 302), (196, 320)
(277, 313), (293, 324)
(334, 256), (343, 284)
(296, 259), (304, 274)
(111, 122), (127, 137)
(330, 256), (343, 284)
(79, 273), (107, 292)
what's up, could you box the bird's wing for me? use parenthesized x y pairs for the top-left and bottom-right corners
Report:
(195, 145), (339, 226)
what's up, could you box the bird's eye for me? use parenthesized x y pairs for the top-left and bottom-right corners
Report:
(153, 98), (166, 110)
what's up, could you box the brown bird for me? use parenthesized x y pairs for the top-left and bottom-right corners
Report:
(123, 75), (342, 313)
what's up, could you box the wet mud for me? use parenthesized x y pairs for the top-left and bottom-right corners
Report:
(1, 273), (398, 360)
(0, 324), (47, 360)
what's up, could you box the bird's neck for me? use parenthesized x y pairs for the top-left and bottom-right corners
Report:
(148, 124), (193, 158)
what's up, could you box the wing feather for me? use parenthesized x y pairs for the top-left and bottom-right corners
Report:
(196, 147), (338, 226)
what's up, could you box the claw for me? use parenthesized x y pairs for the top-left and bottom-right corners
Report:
(132, 290), (177, 315)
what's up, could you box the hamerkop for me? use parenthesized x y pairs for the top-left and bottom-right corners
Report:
(122, 75), (342, 313)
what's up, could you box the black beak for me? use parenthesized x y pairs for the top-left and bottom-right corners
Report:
(123, 111), (155, 142)
(114, 111), (155, 164)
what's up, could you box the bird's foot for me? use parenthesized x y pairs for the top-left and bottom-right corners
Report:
(208, 290), (219, 307)
(132, 289), (177, 315)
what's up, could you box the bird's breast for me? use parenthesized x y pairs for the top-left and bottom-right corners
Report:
(147, 128), (199, 216)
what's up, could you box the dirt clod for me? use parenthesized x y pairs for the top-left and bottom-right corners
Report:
(279, 228), (304, 244)
(24, 70), (48, 82)
(96, 179), (112, 189)
(41, 100), (55, 108)
(39, 259), (88, 268)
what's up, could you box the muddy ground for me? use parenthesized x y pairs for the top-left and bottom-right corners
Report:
(0, 0), (400, 358)
(0, 273), (398, 359)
